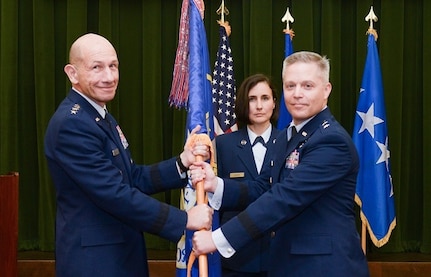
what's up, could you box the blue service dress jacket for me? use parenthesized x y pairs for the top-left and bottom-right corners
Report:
(216, 127), (280, 273)
(219, 108), (370, 277)
(44, 90), (188, 277)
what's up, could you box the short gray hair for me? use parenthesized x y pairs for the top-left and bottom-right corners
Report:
(282, 51), (330, 82)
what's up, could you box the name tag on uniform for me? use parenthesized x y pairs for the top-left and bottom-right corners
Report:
(230, 172), (245, 178)
(112, 148), (120, 156)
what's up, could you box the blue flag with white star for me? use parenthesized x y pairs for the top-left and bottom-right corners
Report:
(276, 31), (293, 130)
(352, 33), (396, 247)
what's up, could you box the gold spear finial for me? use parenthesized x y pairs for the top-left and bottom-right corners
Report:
(281, 7), (295, 39)
(365, 6), (378, 41)
(216, 0), (231, 37)
(216, 0), (229, 23)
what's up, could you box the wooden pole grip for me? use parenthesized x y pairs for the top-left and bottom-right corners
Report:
(195, 155), (208, 277)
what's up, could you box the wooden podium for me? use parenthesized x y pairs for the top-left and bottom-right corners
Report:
(0, 172), (19, 277)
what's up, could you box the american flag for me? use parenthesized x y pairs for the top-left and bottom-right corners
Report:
(212, 25), (237, 136)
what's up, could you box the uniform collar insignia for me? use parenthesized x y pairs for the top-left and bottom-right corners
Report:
(70, 104), (80, 115)
(321, 120), (330, 129)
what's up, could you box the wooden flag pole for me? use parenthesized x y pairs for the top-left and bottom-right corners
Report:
(216, 0), (229, 24)
(361, 221), (367, 254)
(186, 133), (213, 277)
(195, 154), (208, 277)
(359, 5), (379, 257)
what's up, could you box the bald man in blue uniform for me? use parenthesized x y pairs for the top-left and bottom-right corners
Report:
(44, 33), (212, 277)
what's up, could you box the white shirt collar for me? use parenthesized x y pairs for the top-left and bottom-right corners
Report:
(72, 88), (107, 118)
(289, 106), (328, 133)
(247, 124), (272, 144)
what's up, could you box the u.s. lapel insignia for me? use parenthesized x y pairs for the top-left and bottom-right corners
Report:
(241, 140), (247, 146)
(285, 149), (300, 169)
(70, 104), (80, 115)
(298, 140), (307, 149)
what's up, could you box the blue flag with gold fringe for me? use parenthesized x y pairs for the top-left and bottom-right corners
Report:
(352, 33), (396, 247)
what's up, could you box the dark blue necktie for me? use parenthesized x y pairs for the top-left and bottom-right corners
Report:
(252, 136), (266, 147)
(291, 127), (298, 138)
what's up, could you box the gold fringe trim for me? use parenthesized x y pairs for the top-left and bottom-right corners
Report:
(355, 194), (396, 248)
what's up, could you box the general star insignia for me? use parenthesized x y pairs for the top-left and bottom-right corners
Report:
(70, 104), (80, 115)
